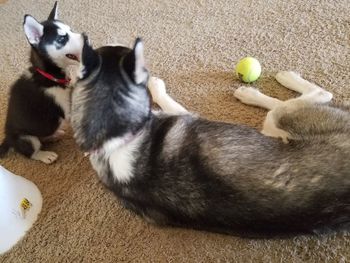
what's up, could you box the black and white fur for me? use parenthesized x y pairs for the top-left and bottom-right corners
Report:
(71, 36), (350, 237)
(0, 2), (83, 164)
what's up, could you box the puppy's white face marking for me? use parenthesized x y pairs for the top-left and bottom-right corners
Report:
(45, 22), (83, 70)
(57, 29), (66, 36)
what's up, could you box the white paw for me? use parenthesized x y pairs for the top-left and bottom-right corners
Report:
(32, 151), (58, 164)
(261, 129), (290, 144)
(148, 77), (167, 103)
(275, 71), (301, 87)
(234, 86), (262, 104)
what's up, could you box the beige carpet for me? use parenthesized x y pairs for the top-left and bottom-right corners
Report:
(1, 0), (350, 262)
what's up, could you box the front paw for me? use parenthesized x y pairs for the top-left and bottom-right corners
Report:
(32, 151), (58, 164)
(234, 86), (261, 104)
(275, 71), (301, 86)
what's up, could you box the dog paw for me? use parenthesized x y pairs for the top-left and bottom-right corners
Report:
(234, 86), (261, 104)
(275, 71), (301, 86)
(32, 151), (58, 164)
(148, 77), (167, 103)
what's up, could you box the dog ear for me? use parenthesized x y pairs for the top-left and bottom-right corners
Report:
(48, 1), (58, 20)
(79, 33), (100, 79)
(123, 38), (148, 85)
(23, 15), (44, 46)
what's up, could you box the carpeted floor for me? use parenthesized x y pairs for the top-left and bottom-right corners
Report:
(1, 0), (350, 262)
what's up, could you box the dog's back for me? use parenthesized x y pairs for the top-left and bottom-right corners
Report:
(71, 37), (350, 236)
(122, 111), (349, 235)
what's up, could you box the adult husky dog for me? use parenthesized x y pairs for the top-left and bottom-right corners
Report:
(71, 35), (350, 236)
(0, 2), (83, 164)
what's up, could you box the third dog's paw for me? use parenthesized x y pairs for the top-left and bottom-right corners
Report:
(234, 87), (261, 104)
(148, 77), (167, 103)
(275, 71), (301, 86)
(32, 151), (58, 164)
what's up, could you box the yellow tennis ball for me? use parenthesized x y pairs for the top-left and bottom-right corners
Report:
(235, 57), (261, 83)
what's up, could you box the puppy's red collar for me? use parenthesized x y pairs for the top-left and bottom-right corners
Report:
(35, 68), (70, 86)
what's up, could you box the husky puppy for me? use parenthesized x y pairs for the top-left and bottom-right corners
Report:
(71, 35), (350, 236)
(0, 2), (83, 164)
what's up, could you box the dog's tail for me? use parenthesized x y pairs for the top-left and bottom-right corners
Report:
(0, 138), (10, 158)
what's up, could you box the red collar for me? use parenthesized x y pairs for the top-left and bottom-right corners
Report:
(35, 68), (70, 86)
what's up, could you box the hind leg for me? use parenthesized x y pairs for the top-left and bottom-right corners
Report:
(14, 136), (58, 164)
(234, 71), (334, 141)
(234, 86), (291, 141)
(275, 71), (333, 103)
(234, 71), (333, 110)
(234, 87), (283, 110)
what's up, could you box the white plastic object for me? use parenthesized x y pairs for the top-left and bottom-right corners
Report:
(0, 165), (42, 254)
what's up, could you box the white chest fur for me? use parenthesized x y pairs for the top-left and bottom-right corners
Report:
(94, 132), (145, 184)
(45, 87), (71, 119)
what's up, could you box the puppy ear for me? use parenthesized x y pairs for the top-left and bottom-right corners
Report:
(48, 1), (58, 20)
(23, 15), (44, 45)
(123, 38), (148, 85)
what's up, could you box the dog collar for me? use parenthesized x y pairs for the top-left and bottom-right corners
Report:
(35, 68), (70, 86)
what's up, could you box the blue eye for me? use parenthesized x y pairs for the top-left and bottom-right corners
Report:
(57, 34), (68, 44)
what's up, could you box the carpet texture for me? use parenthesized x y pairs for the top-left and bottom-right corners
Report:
(1, 0), (350, 262)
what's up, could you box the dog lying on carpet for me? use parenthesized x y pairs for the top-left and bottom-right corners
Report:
(69, 34), (350, 237)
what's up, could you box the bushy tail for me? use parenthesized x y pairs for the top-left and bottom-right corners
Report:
(0, 139), (10, 158)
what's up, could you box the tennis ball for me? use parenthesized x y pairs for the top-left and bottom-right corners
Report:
(235, 57), (261, 83)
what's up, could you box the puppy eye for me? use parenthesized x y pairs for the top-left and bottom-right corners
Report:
(56, 34), (68, 44)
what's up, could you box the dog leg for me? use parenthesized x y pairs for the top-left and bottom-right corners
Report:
(235, 72), (334, 142)
(234, 87), (283, 110)
(234, 87), (290, 141)
(261, 111), (291, 143)
(19, 136), (58, 164)
(261, 72), (333, 142)
(276, 71), (333, 104)
(148, 77), (188, 114)
(235, 72), (333, 110)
